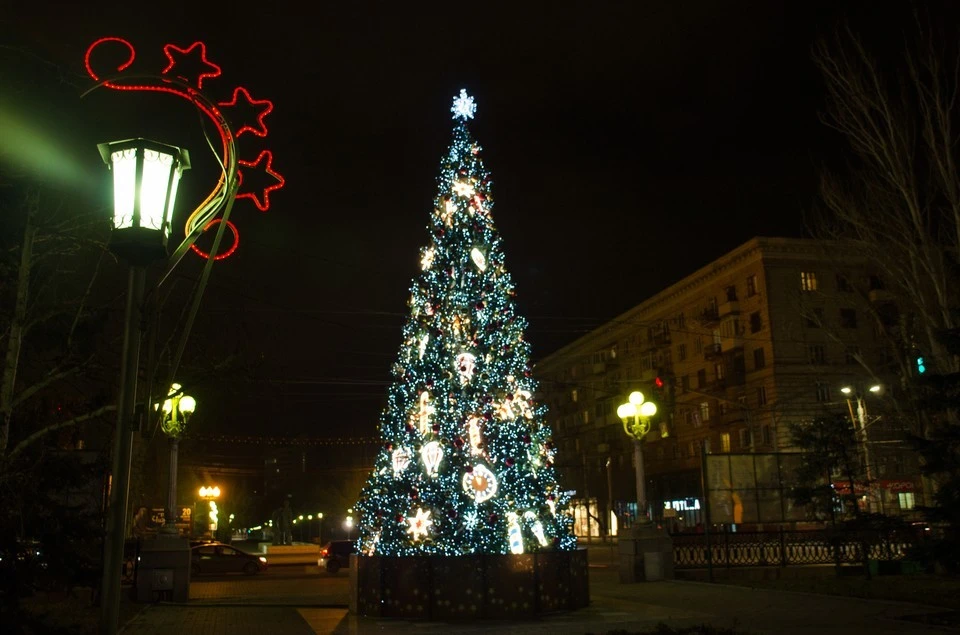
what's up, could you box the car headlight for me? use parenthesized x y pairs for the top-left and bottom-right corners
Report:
(259, 556), (267, 563)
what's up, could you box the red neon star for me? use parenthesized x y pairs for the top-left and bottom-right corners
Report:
(236, 151), (285, 211)
(218, 87), (274, 138)
(162, 41), (221, 89)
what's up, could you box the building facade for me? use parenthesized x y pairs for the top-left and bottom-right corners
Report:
(535, 237), (921, 536)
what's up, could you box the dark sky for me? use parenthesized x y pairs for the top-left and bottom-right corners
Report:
(2, 1), (921, 439)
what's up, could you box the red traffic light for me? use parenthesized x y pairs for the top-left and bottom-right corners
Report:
(654, 376), (664, 389)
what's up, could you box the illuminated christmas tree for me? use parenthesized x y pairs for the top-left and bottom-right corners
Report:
(355, 90), (576, 557)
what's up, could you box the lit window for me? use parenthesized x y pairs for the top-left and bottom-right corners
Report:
(746, 274), (757, 297)
(721, 433), (731, 453)
(700, 401), (710, 421)
(898, 492), (915, 510)
(571, 389), (578, 403)
(801, 271), (818, 291)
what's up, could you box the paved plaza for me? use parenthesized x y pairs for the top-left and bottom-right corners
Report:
(117, 553), (954, 635)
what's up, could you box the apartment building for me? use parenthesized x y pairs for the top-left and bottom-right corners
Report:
(535, 237), (920, 535)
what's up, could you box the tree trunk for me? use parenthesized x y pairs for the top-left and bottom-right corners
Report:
(0, 192), (37, 455)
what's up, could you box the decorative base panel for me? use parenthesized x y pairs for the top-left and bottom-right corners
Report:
(350, 548), (589, 619)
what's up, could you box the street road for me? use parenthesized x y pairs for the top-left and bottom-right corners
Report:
(189, 564), (348, 607)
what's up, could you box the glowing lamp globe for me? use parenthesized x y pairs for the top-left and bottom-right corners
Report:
(179, 395), (197, 416)
(617, 403), (637, 419)
(98, 138), (191, 264)
(639, 401), (657, 417)
(628, 391), (645, 406)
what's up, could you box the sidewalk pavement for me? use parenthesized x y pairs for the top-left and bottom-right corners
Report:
(120, 562), (953, 635)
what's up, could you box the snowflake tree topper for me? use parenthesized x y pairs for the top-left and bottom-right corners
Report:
(451, 89), (476, 120)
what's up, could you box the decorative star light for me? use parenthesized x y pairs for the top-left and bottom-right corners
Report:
(407, 507), (433, 541)
(161, 41), (222, 89)
(420, 247), (435, 271)
(217, 87), (274, 138)
(452, 180), (476, 197)
(236, 150), (286, 211)
(451, 89), (476, 120)
(463, 509), (479, 530)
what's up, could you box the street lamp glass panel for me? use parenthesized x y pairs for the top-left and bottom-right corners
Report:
(109, 149), (137, 229)
(179, 395), (196, 415)
(307, 515), (313, 520)
(639, 401), (657, 417)
(162, 398), (173, 414)
(869, 385), (881, 393)
(840, 386), (852, 395)
(345, 516), (354, 528)
(628, 391), (645, 406)
(617, 403), (637, 419)
(139, 149), (177, 231)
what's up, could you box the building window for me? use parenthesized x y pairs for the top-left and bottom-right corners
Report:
(571, 389), (578, 403)
(837, 274), (853, 292)
(801, 271), (818, 291)
(678, 312), (686, 328)
(808, 345), (826, 364)
(845, 346), (860, 365)
(815, 383), (831, 402)
(761, 424), (773, 446)
(746, 274), (757, 297)
(898, 492), (915, 510)
(700, 401), (710, 422)
(840, 308), (858, 329)
(688, 441), (697, 457)
(677, 343), (687, 361)
(718, 402), (727, 417)
(757, 385), (767, 406)
(672, 445), (680, 459)
(697, 368), (707, 387)
(582, 410), (590, 424)
(806, 308), (824, 328)
(692, 409), (702, 428)
(749, 311), (762, 333)
(704, 438), (712, 454)
(681, 374), (690, 391)
(715, 362), (725, 381)
(721, 433), (731, 453)
(739, 429), (752, 449)
(694, 336), (703, 354)
(725, 285), (738, 302)
(869, 275), (885, 291)
(753, 347), (766, 370)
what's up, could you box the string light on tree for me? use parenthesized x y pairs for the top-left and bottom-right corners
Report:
(353, 89), (576, 557)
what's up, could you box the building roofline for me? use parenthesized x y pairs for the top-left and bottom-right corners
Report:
(535, 236), (844, 367)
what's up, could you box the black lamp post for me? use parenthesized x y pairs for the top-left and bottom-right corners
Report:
(98, 138), (190, 635)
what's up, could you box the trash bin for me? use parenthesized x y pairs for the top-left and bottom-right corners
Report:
(618, 525), (674, 583)
(136, 537), (191, 603)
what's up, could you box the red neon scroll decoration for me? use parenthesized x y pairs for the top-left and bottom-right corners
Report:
(190, 219), (239, 261)
(84, 36), (285, 260)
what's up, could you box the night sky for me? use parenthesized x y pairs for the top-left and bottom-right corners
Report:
(2, 1), (928, 440)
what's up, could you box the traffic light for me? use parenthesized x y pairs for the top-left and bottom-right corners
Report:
(916, 354), (926, 375)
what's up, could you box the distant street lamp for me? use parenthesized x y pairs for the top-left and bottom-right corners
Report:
(840, 384), (882, 513)
(156, 383), (196, 536)
(98, 138), (190, 633)
(617, 391), (657, 525)
(344, 513), (355, 540)
(317, 512), (324, 545)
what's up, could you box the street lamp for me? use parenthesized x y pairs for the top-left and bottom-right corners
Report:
(840, 384), (882, 512)
(98, 138), (190, 633)
(156, 383), (196, 537)
(317, 512), (324, 545)
(617, 391), (657, 525)
(344, 514), (355, 540)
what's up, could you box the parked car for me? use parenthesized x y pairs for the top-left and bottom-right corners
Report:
(191, 542), (267, 576)
(318, 540), (356, 573)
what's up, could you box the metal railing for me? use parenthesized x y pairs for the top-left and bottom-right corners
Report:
(671, 529), (917, 568)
